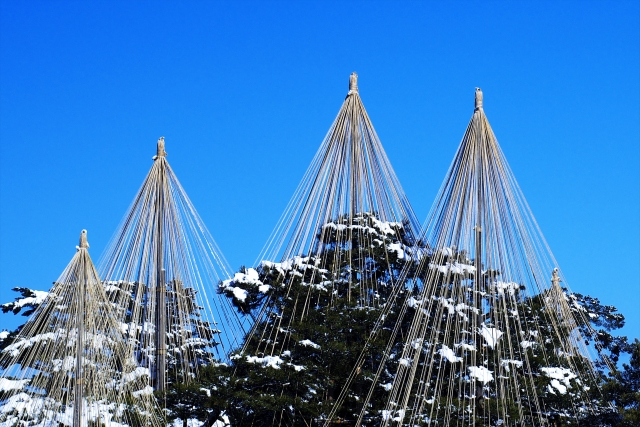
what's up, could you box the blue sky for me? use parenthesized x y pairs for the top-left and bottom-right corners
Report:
(1, 1), (638, 341)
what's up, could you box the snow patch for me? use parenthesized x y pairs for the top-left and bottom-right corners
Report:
(437, 345), (462, 363)
(455, 342), (476, 352)
(500, 359), (523, 372)
(480, 325), (503, 349)
(541, 367), (576, 395)
(299, 339), (320, 349)
(468, 366), (494, 383)
(429, 262), (476, 275)
(246, 355), (284, 369)
(0, 378), (29, 392)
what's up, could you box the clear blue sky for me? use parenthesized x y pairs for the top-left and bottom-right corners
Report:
(1, 1), (638, 341)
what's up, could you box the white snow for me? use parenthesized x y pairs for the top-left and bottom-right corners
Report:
(429, 262), (476, 275)
(171, 419), (213, 427)
(520, 340), (537, 349)
(541, 367), (577, 395)
(120, 367), (151, 384)
(258, 284), (271, 293)
(322, 222), (348, 232)
(370, 216), (402, 235)
(480, 325), (503, 349)
(246, 355), (284, 369)
(387, 243), (405, 259)
(132, 385), (154, 397)
(233, 268), (261, 285)
(2, 290), (49, 311)
(399, 358), (412, 367)
(231, 287), (248, 302)
(547, 379), (566, 394)
(4, 331), (58, 357)
(213, 413), (232, 427)
(492, 281), (520, 296)
(103, 284), (121, 293)
(0, 392), (41, 416)
(410, 338), (423, 349)
(299, 339), (320, 349)
(52, 356), (76, 372)
(407, 297), (423, 308)
(500, 359), (523, 372)
(437, 247), (454, 257)
(381, 409), (406, 422)
(220, 268), (267, 301)
(0, 330), (8, 342)
(455, 342), (476, 352)
(0, 378), (29, 392)
(437, 345), (462, 363)
(468, 366), (494, 383)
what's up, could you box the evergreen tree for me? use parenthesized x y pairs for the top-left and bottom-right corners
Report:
(105, 278), (221, 384)
(381, 249), (623, 426)
(203, 213), (425, 426)
(0, 232), (163, 426)
(602, 339), (640, 426)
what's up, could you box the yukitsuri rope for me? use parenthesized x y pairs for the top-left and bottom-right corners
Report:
(0, 230), (165, 426)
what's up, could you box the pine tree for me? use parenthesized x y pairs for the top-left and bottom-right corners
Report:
(201, 213), (425, 426)
(105, 278), (221, 385)
(376, 248), (622, 427)
(0, 231), (164, 426)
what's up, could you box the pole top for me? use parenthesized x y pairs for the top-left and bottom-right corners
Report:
(551, 267), (562, 287)
(348, 72), (358, 95)
(155, 136), (167, 160)
(78, 229), (89, 250)
(475, 88), (483, 110)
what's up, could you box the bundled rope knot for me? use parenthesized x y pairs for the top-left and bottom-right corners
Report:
(348, 72), (359, 95)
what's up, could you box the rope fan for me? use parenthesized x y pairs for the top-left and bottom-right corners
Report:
(217, 73), (425, 425)
(330, 89), (612, 427)
(97, 138), (246, 394)
(0, 230), (164, 426)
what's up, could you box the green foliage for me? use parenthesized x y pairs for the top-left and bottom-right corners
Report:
(206, 213), (424, 426)
(1, 287), (47, 317)
(598, 339), (640, 426)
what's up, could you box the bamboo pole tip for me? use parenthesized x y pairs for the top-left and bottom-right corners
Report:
(155, 136), (167, 160)
(348, 72), (359, 95)
(475, 87), (483, 110)
(78, 229), (89, 250)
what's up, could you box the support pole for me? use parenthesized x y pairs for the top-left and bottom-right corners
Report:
(474, 224), (484, 322)
(156, 268), (166, 392)
(474, 225), (482, 288)
(154, 137), (167, 394)
(473, 88), (485, 410)
(74, 230), (89, 427)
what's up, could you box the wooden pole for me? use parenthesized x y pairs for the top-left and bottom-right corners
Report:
(74, 230), (89, 427)
(156, 268), (166, 392)
(155, 138), (167, 394)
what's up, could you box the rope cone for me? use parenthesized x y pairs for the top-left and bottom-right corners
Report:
(331, 89), (610, 427)
(0, 230), (164, 426)
(217, 73), (424, 425)
(98, 137), (246, 392)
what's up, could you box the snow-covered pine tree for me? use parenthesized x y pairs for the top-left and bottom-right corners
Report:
(210, 213), (425, 426)
(375, 248), (615, 426)
(333, 88), (618, 427)
(97, 137), (245, 400)
(104, 278), (220, 385)
(0, 230), (164, 426)
(1, 288), (49, 318)
(0, 288), (50, 352)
